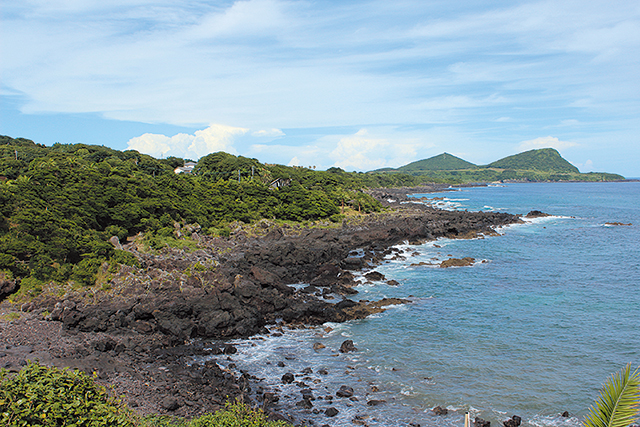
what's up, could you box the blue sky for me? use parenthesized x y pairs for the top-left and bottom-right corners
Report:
(2, 0), (639, 176)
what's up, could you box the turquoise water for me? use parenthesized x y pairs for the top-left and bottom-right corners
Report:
(216, 182), (640, 427)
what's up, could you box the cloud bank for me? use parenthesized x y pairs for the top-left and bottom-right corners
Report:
(127, 124), (248, 159)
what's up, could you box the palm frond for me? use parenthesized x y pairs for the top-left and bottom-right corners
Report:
(584, 364), (640, 427)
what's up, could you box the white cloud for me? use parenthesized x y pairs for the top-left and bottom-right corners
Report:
(287, 156), (300, 167)
(188, 0), (287, 39)
(126, 124), (247, 159)
(518, 136), (578, 151)
(328, 129), (425, 171)
(251, 128), (285, 138)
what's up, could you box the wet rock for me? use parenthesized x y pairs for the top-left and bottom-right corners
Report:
(387, 280), (400, 286)
(561, 412), (570, 418)
(318, 368), (328, 375)
(325, 407), (339, 417)
(313, 342), (326, 350)
(339, 339), (357, 353)
(282, 372), (295, 384)
(475, 417), (491, 427)
(503, 415), (522, 427)
(367, 399), (386, 406)
(296, 398), (313, 409)
(223, 344), (238, 354)
(277, 361), (285, 367)
(605, 222), (632, 226)
(300, 388), (314, 400)
(364, 271), (386, 281)
(525, 210), (550, 218)
(301, 367), (313, 374)
(336, 385), (354, 398)
(440, 257), (475, 268)
(433, 406), (448, 415)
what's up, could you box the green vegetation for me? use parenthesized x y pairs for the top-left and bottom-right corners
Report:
(584, 364), (640, 427)
(0, 362), (293, 427)
(1, 135), (433, 293)
(394, 152), (476, 172)
(486, 148), (579, 173)
(370, 148), (624, 183)
(0, 362), (135, 426)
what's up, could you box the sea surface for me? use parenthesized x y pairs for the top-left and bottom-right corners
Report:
(201, 182), (640, 427)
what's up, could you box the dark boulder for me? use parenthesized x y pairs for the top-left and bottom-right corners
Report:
(364, 271), (386, 281)
(475, 417), (491, 427)
(433, 406), (448, 415)
(325, 407), (339, 417)
(339, 339), (357, 353)
(282, 372), (295, 384)
(336, 385), (354, 398)
(503, 415), (522, 427)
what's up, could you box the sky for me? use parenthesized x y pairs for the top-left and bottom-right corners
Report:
(1, 0), (639, 176)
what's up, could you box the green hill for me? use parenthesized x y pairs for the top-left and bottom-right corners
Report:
(486, 148), (579, 173)
(397, 153), (476, 172)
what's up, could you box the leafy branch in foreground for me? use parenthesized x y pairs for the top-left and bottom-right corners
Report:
(584, 363), (640, 427)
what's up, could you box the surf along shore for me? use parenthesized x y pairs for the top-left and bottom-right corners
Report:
(0, 185), (525, 424)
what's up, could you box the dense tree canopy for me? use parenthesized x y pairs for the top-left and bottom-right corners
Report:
(1, 136), (421, 288)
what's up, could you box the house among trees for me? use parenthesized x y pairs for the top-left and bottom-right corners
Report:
(174, 161), (197, 174)
(269, 177), (291, 189)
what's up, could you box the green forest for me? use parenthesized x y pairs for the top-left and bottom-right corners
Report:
(0, 135), (427, 291)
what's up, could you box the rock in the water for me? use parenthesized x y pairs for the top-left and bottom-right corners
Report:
(433, 406), (448, 415)
(525, 210), (550, 218)
(296, 398), (313, 409)
(475, 417), (491, 427)
(313, 342), (326, 350)
(605, 222), (632, 226)
(503, 415), (522, 427)
(339, 339), (357, 353)
(325, 407), (339, 417)
(336, 385), (354, 398)
(440, 257), (475, 268)
(367, 399), (386, 406)
(318, 368), (328, 375)
(386, 280), (400, 286)
(364, 271), (386, 281)
(282, 372), (295, 384)
(561, 412), (570, 418)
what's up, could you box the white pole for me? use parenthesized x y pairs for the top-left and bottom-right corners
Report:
(465, 412), (470, 427)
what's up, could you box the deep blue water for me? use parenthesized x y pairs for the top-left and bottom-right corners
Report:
(207, 182), (640, 427)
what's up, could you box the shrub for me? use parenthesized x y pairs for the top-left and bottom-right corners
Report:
(189, 401), (292, 427)
(0, 361), (135, 426)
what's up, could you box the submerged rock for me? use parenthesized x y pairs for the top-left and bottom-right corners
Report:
(339, 340), (357, 353)
(432, 406), (448, 415)
(336, 385), (354, 398)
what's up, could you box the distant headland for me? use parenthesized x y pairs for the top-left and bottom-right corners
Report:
(370, 148), (624, 183)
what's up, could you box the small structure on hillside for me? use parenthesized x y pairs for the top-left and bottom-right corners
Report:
(174, 161), (197, 174)
(270, 178), (291, 189)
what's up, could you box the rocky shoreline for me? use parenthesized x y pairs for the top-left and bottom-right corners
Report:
(0, 197), (522, 424)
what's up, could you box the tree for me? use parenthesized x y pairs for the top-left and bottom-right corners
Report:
(584, 364), (640, 427)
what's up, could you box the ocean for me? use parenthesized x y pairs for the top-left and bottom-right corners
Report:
(201, 182), (640, 427)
